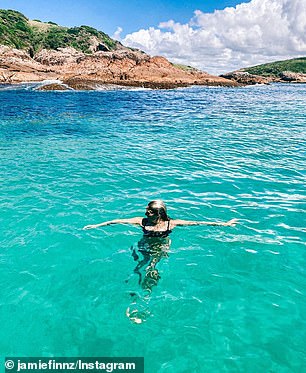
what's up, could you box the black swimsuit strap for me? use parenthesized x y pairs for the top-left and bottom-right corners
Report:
(142, 219), (170, 231)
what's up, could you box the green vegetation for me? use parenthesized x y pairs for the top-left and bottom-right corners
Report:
(172, 63), (199, 72)
(0, 10), (34, 49)
(0, 9), (118, 54)
(242, 57), (306, 77)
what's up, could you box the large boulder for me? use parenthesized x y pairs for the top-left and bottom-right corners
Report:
(34, 47), (84, 66)
(279, 71), (306, 82)
(220, 71), (271, 85)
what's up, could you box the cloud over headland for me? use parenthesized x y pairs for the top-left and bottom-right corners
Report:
(122, 0), (306, 75)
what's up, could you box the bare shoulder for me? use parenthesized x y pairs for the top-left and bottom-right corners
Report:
(169, 219), (187, 228)
(169, 219), (203, 228)
(127, 217), (143, 225)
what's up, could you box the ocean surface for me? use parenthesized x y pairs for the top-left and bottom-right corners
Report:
(0, 83), (305, 373)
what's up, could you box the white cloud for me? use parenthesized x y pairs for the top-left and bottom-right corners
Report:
(112, 27), (123, 41)
(122, 0), (306, 75)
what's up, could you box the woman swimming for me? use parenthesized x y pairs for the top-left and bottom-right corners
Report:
(83, 199), (238, 232)
(83, 200), (237, 288)
(83, 200), (237, 322)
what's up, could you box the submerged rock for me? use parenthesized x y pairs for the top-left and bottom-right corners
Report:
(36, 83), (71, 91)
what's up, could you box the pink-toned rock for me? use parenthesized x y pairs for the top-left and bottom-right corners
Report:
(0, 45), (238, 88)
(220, 71), (271, 85)
(0, 45), (33, 62)
(34, 47), (84, 66)
(0, 46), (58, 82)
(36, 83), (70, 91)
(279, 71), (306, 83)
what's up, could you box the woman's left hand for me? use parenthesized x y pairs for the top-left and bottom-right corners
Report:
(223, 218), (239, 226)
(83, 224), (98, 230)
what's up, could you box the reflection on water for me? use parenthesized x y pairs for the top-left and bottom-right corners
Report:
(126, 236), (171, 323)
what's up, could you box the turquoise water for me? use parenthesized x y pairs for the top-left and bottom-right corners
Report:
(0, 84), (305, 372)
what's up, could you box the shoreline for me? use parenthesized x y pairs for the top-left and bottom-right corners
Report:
(0, 80), (304, 92)
(0, 78), (238, 91)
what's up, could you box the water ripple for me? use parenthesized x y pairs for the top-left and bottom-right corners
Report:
(1, 84), (305, 370)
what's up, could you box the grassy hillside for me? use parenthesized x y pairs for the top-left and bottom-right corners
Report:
(242, 57), (306, 77)
(0, 10), (33, 49)
(0, 9), (118, 54)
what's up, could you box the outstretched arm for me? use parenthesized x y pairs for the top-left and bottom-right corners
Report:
(171, 218), (238, 228)
(83, 217), (143, 230)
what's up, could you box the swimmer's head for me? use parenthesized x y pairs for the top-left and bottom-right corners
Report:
(145, 200), (169, 221)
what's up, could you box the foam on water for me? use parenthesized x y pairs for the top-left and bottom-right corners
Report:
(0, 81), (152, 92)
(0, 84), (305, 372)
(0, 80), (70, 91)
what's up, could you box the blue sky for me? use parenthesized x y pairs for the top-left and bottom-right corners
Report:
(1, 0), (305, 74)
(1, 0), (249, 36)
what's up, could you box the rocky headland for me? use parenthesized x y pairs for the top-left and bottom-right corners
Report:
(221, 57), (306, 85)
(0, 45), (237, 90)
(0, 10), (237, 90)
(220, 71), (272, 85)
(1, 10), (305, 90)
